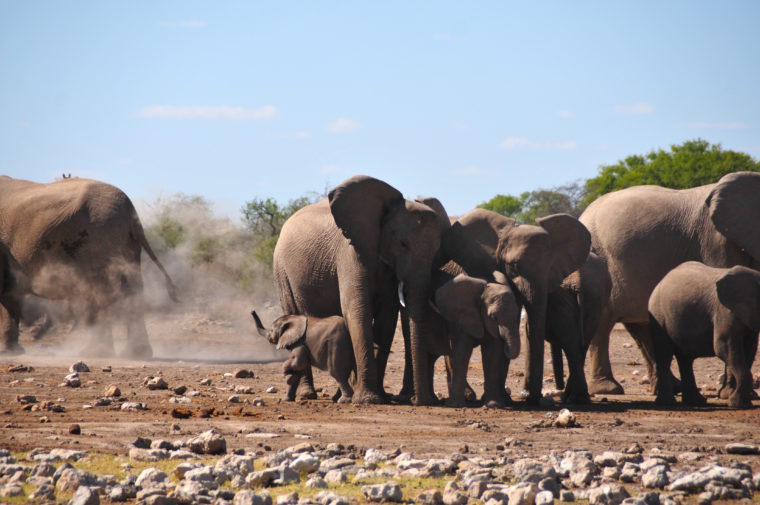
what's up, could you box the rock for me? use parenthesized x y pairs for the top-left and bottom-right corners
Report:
(724, 443), (760, 455)
(571, 468), (595, 487)
(314, 490), (351, 505)
(30, 483), (56, 500)
(266, 386), (277, 394)
(173, 385), (187, 395)
(234, 369), (255, 378)
(234, 489), (272, 505)
(594, 452), (623, 468)
(555, 409), (576, 428)
(1, 483), (24, 498)
(104, 385), (121, 397)
(173, 480), (208, 502)
(64, 372), (81, 387)
(539, 476), (560, 498)
(324, 469), (347, 483)
(134, 436), (152, 449)
(187, 429), (227, 455)
(508, 481), (539, 505)
(559, 490), (575, 502)
(620, 462), (641, 483)
(587, 483), (630, 505)
(536, 490), (555, 505)
(361, 481), (403, 502)
(228, 395), (241, 403)
(625, 443), (644, 455)
(417, 488), (444, 504)
(246, 469), (279, 488)
(290, 454), (320, 473)
(171, 407), (193, 419)
(667, 464), (751, 493)
(641, 466), (669, 489)
(442, 489), (468, 505)
(365, 448), (389, 464)
(306, 476), (328, 489)
(253, 397), (265, 406)
(276, 492), (298, 504)
(16, 394), (37, 404)
(235, 385), (254, 394)
(121, 402), (148, 411)
(69, 423), (81, 435)
(93, 397), (112, 407)
(513, 458), (557, 483)
(69, 485), (99, 505)
(146, 376), (168, 390)
(135, 467), (168, 489)
(603, 466), (621, 480)
(69, 361), (90, 373)
(129, 448), (170, 462)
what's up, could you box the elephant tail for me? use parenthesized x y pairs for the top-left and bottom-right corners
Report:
(551, 342), (565, 390)
(131, 214), (179, 303)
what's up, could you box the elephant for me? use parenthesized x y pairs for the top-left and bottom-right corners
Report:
(439, 209), (591, 404)
(272, 175), (444, 405)
(251, 310), (355, 403)
(545, 251), (612, 403)
(648, 262), (760, 408)
(432, 267), (522, 407)
(0, 176), (178, 357)
(580, 171), (760, 395)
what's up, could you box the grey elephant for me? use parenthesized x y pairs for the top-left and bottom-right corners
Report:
(0, 176), (178, 357)
(545, 251), (612, 403)
(440, 209), (591, 404)
(580, 171), (760, 395)
(252, 311), (355, 403)
(649, 262), (760, 408)
(273, 175), (443, 405)
(433, 267), (522, 407)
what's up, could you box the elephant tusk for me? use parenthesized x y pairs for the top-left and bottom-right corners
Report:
(397, 281), (406, 308)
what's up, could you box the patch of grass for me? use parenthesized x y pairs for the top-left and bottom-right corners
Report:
(72, 453), (219, 482)
(1, 482), (38, 504)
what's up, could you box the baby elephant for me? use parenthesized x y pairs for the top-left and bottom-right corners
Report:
(648, 262), (760, 408)
(252, 311), (355, 403)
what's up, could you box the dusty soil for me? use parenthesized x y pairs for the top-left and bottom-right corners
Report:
(2, 310), (760, 463)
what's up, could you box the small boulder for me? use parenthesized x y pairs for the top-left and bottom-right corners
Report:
(69, 485), (99, 505)
(69, 361), (90, 373)
(361, 481), (403, 502)
(104, 384), (121, 397)
(187, 429), (227, 455)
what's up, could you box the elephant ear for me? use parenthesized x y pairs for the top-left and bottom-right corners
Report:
(537, 213), (591, 288)
(716, 266), (760, 331)
(434, 274), (487, 340)
(442, 209), (515, 278)
(706, 172), (760, 264)
(276, 315), (308, 350)
(415, 197), (451, 234)
(329, 175), (404, 261)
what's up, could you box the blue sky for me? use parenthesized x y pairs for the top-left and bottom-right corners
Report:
(1, 2), (759, 217)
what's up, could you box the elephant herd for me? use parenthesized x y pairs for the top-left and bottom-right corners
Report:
(1, 172), (759, 409)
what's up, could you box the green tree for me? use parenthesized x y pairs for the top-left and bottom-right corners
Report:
(478, 180), (585, 224)
(478, 194), (523, 219)
(582, 139), (760, 207)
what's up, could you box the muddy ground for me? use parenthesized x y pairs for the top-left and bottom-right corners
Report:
(2, 308), (759, 465)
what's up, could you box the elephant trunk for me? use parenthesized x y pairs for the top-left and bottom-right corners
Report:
(403, 273), (435, 406)
(500, 318), (521, 360)
(514, 276), (548, 404)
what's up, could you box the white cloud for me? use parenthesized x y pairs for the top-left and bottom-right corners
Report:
(557, 109), (573, 119)
(613, 102), (655, 116)
(327, 117), (362, 134)
(499, 137), (576, 150)
(684, 121), (748, 129)
(451, 165), (489, 177)
(177, 20), (206, 29)
(319, 164), (342, 174)
(137, 105), (277, 120)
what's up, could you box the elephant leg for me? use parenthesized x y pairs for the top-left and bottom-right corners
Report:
(650, 319), (677, 405)
(481, 338), (508, 407)
(716, 331), (753, 409)
(561, 338), (591, 405)
(297, 365), (317, 400)
(120, 278), (153, 359)
(0, 297), (23, 355)
(445, 335), (473, 407)
(285, 372), (301, 401)
(587, 308), (624, 395)
(624, 322), (680, 395)
(372, 295), (399, 399)
(674, 353), (705, 406)
(551, 341), (565, 390)
(398, 308), (415, 401)
(335, 378), (354, 404)
(522, 302), (549, 404)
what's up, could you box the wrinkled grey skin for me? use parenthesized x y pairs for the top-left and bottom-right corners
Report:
(0, 243), (34, 351)
(273, 176), (442, 405)
(252, 311), (355, 403)
(580, 172), (760, 396)
(440, 209), (591, 404)
(433, 267), (521, 407)
(0, 176), (177, 357)
(546, 251), (612, 404)
(649, 262), (760, 408)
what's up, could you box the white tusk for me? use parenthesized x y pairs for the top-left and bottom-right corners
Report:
(397, 281), (406, 308)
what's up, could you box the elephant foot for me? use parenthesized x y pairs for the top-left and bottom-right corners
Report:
(391, 392), (414, 405)
(718, 385), (732, 400)
(562, 390), (591, 405)
(411, 393), (436, 407)
(298, 389), (318, 401)
(445, 397), (466, 408)
(655, 393), (676, 406)
(284, 394), (296, 402)
(0, 342), (25, 356)
(353, 389), (385, 405)
(728, 395), (752, 409)
(121, 342), (153, 360)
(464, 385), (478, 403)
(484, 399), (507, 409)
(589, 377), (624, 395)
(337, 394), (353, 404)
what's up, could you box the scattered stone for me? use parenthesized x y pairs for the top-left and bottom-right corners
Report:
(253, 398), (265, 406)
(64, 372), (81, 387)
(200, 378), (212, 386)
(104, 384), (121, 397)
(641, 465), (669, 489)
(555, 408), (577, 428)
(187, 429), (227, 454)
(233, 490), (272, 505)
(235, 385), (254, 394)
(276, 492), (298, 505)
(8, 364), (29, 373)
(306, 476), (328, 489)
(93, 397), (112, 407)
(101, 365), (112, 372)
(417, 488), (444, 504)
(234, 369), (255, 378)
(228, 395), (241, 403)
(171, 407), (193, 419)
(69, 423), (81, 435)
(0, 483), (24, 498)
(587, 483), (630, 505)
(361, 481), (403, 502)
(69, 361), (90, 373)
(121, 402), (148, 411)
(134, 436), (152, 449)
(69, 485), (99, 505)
(145, 376), (168, 390)
(17, 394), (37, 404)
(724, 442), (760, 455)
(536, 489), (555, 505)
(173, 385), (187, 395)
(30, 483), (56, 501)
(135, 467), (168, 489)
(324, 469), (347, 483)
(290, 453), (320, 473)
(266, 386), (277, 394)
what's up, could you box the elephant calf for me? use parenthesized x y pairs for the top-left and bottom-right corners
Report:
(252, 311), (355, 403)
(648, 262), (760, 408)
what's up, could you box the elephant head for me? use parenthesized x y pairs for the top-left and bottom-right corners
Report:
(706, 172), (760, 268)
(715, 266), (760, 332)
(441, 209), (590, 402)
(252, 310), (308, 350)
(434, 271), (521, 359)
(328, 176), (443, 404)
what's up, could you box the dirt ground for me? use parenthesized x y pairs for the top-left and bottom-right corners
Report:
(2, 309), (759, 463)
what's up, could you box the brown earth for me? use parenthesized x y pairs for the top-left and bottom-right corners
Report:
(2, 311), (759, 464)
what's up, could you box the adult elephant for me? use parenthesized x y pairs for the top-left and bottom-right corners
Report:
(581, 171), (760, 395)
(0, 176), (178, 357)
(441, 209), (591, 404)
(273, 175), (443, 405)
